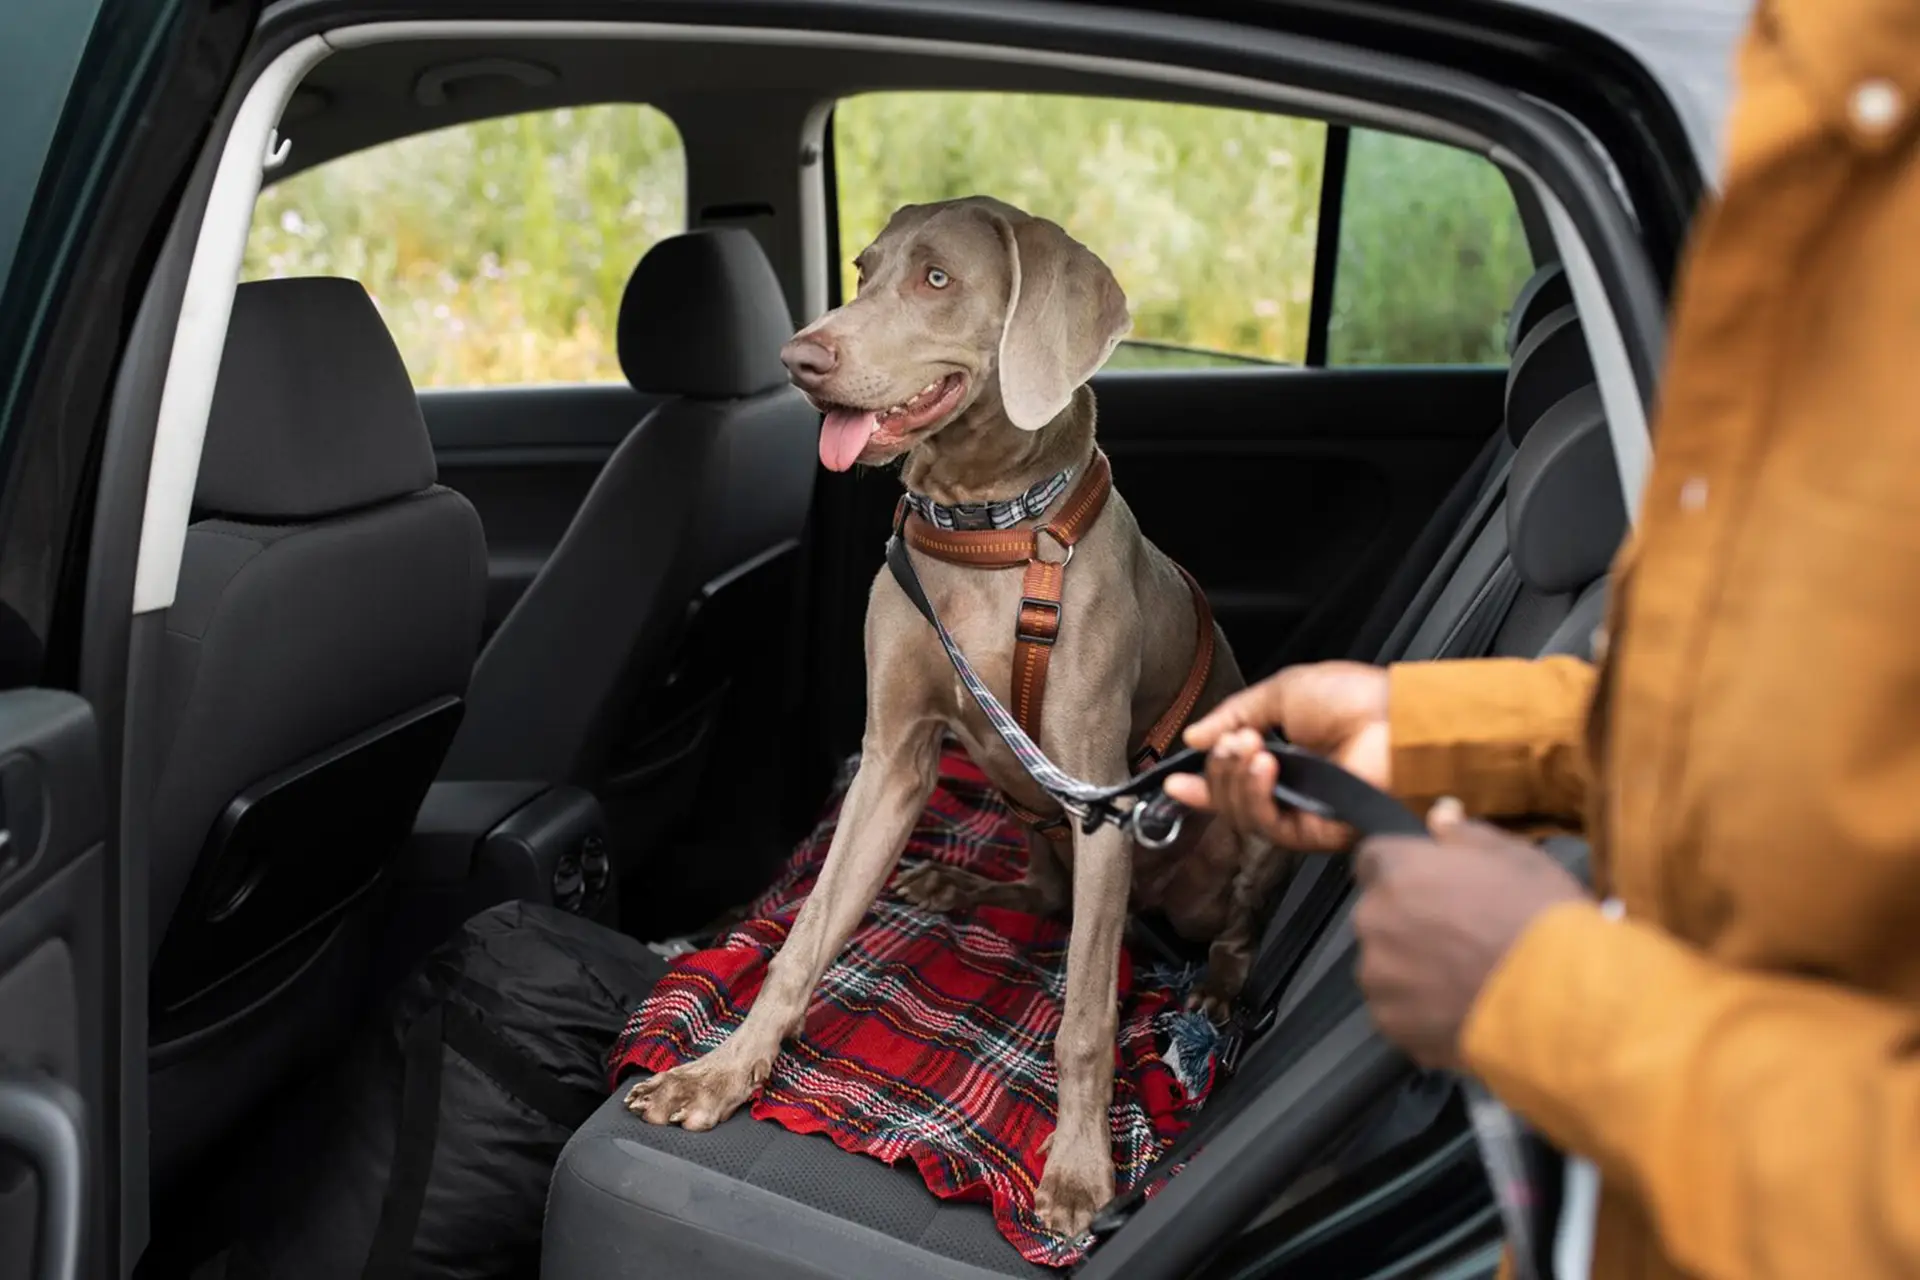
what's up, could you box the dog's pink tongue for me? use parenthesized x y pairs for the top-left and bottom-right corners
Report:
(819, 407), (880, 472)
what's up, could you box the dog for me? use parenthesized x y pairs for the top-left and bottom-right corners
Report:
(627, 196), (1293, 1235)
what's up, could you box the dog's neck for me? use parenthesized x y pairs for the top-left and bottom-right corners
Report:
(901, 384), (1097, 509)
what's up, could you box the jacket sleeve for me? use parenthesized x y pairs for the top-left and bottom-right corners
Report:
(1464, 902), (1920, 1280)
(1387, 656), (1595, 822)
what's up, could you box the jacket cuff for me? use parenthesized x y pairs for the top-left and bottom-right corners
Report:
(1459, 901), (1644, 1161)
(1389, 657), (1595, 820)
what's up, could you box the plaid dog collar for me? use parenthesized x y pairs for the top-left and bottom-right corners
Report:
(904, 466), (1074, 532)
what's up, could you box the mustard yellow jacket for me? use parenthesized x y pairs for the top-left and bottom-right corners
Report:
(1385, 2), (1920, 1276)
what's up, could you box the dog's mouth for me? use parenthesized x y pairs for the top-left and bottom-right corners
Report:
(814, 372), (968, 472)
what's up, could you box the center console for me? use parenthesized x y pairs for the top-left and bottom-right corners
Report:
(378, 780), (616, 987)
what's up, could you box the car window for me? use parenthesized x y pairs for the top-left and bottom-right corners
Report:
(243, 105), (686, 387)
(1326, 129), (1535, 366)
(833, 92), (1326, 369)
(830, 93), (1534, 370)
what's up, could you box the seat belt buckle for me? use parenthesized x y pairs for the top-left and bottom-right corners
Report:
(1217, 1003), (1275, 1077)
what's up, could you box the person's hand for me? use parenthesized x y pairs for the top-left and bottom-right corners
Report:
(1352, 799), (1588, 1070)
(1162, 662), (1390, 850)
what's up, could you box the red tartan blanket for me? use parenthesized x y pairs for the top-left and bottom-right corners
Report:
(609, 747), (1220, 1267)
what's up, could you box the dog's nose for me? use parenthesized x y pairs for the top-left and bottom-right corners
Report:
(781, 336), (838, 388)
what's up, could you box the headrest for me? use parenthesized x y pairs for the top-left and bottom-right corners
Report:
(617, 229), (794, 399)
(1505, 263), (1571, 354)
(1506, 384), (1626, 595)
(197, 278), (436, 521)
(1505, 305), (1592, 446)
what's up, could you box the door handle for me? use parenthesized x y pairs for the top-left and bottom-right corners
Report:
(0, 1077), (84, 1280)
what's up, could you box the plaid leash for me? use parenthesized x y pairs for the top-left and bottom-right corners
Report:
(883, 525), (1193, 845)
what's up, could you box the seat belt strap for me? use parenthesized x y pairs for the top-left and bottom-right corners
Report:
(1437, 556), (1525, 661)
(1375, 442), (1514, 664)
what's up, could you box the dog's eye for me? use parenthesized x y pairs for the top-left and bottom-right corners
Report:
(925, 267), (951, 290)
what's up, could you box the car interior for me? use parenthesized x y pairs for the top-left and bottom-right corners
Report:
(0, 2), (1710, 1278)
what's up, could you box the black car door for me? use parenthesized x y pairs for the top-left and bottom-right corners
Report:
(0, 0), (253, 1275)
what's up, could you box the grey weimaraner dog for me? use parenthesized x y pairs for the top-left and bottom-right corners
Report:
(627, 196), (1292, 1235)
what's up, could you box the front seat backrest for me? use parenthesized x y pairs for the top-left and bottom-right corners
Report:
(147, 277), (486, 1178)
(439, 230), (816, 919)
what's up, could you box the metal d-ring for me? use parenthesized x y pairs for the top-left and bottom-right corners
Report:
(1035, 527), (1074, 566)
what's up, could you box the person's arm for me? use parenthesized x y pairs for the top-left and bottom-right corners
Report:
(1464, 902), (1920, 1280)
(1389, 655), (1594, 822)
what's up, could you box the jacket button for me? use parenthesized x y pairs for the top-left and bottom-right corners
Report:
(1850, 79), (1904, 134)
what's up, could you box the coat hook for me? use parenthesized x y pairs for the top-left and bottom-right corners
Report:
(264, 128), (292, 171)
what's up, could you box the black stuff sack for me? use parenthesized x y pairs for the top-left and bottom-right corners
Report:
(229, 902), (664, 1280)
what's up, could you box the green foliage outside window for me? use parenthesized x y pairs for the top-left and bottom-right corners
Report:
(244, 95), (1534, 386)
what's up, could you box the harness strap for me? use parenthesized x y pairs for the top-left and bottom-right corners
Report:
(900, 450), (1213, 839)
(901, 449), (1114, 568)
(1132, 565), (1216, 771)
(1013, 557), (1066, 744)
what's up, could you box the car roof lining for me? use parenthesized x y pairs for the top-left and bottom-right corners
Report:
(134, 12), (1654, 616)
(275, 30), (1484, 183)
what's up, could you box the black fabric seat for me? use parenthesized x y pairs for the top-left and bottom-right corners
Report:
(547, 1096), (1047, 1278)
(147, 278), (487, 1182)
(1377, 302), (1597, 666)
(1348, 266), (1582, 664)
(438, 229), (817, 929)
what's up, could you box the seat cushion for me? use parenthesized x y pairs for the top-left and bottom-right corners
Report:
(544, 1094), (1047, 1279)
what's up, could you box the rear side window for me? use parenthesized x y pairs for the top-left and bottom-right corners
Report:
(1327, 130), (1535, 365)
(830, 93), (1535, 369)
(243, 105), (686, 387)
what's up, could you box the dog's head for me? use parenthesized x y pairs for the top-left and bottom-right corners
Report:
(783, 197), (1131, 472)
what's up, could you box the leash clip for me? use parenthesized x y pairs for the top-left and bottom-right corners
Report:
(1127, 792), (1186, 849)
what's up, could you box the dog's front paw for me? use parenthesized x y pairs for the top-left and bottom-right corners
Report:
(1034, 1132), (1116, 1237)
(624, 1049), (771, 1131)
(1189, 940), (1252, 1024)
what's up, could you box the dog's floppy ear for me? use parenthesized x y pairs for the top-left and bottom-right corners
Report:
(995, 215), (1131, 432)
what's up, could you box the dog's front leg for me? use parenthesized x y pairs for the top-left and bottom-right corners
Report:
(1034, 751), (1132, 1236)
(627, 723), (944, 1130)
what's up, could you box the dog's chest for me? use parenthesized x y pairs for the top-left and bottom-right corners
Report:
(904, 558), (1134, 793)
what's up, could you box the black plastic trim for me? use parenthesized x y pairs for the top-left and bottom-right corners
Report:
(1304, 122), (1349, 368)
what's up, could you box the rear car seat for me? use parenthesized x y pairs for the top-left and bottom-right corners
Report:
(541, 277), (1623, 1280)
(1345, 263), (1571, 663)
(1372, 303), (1594, 665)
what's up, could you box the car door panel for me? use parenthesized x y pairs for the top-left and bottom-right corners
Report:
(1093, 365), (1503, 671)
(421, 385), (662, 636)
(0, 690), (109, 1280)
